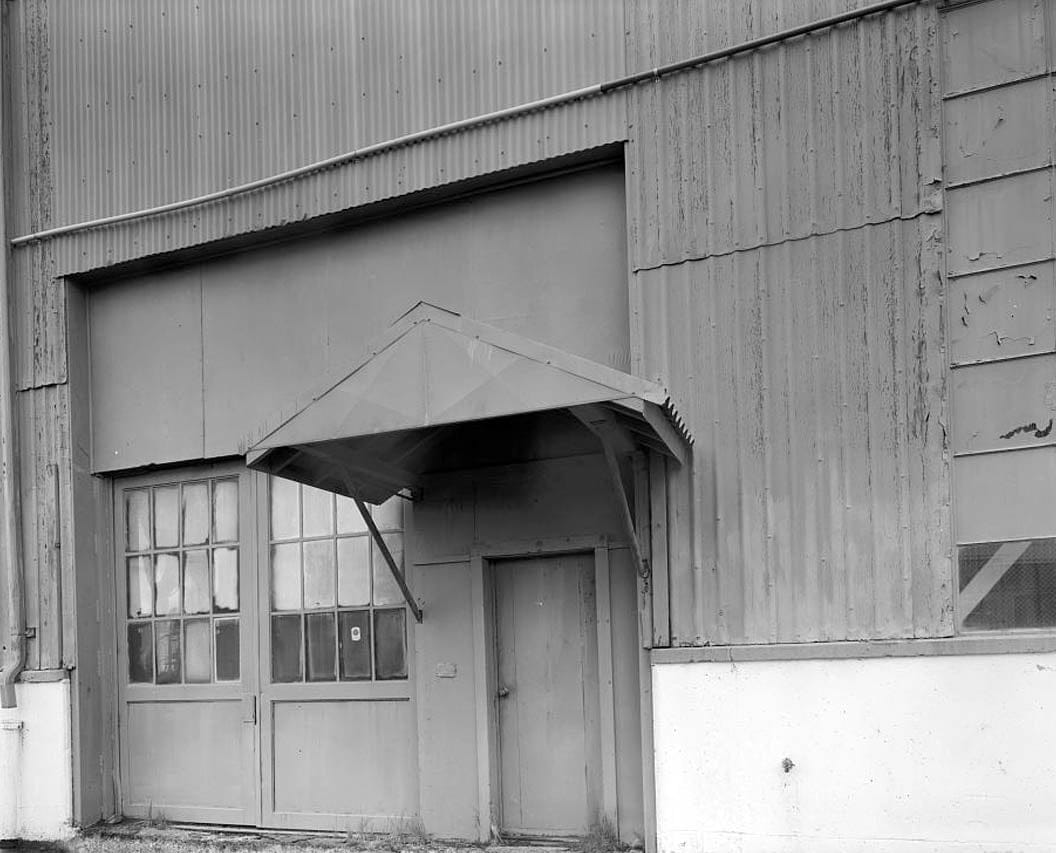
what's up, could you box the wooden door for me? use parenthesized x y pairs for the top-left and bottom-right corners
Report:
(494, 553), (601, 837)
(115, 467), (260, 825)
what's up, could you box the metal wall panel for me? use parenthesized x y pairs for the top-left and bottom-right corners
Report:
(37, 0), (626, 275)
(946, 170), (1054, 277)
(943, 0), (1056, 554)
(952, 354), (1056, 454)
(625, 0), (941, 271)
(634, 217), (950, 644)
(88, 268), (206, 470)
(955, 446), (1056, 544)
(943, 0), (1047, 96)
(948, 262), (1056, 365)
(943, 76), (1053, 186)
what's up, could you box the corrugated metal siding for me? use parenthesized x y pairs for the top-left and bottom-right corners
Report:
(40, 0), (626, 275)
(627, 0), (950, 643)
(626, 0), (941, 272)
(637, 217), (951, 644)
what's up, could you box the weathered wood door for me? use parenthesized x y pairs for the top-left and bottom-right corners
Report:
(494, 553), (601, 837)
(116, 466), (260, 825)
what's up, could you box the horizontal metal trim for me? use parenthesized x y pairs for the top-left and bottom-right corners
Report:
(947, 254), (1055, 280)
(945, 163), (1054, 191)
(950, 346), (1056, 370)
(632, 210), (939, 274)
(651, 634), (1056, 663)
(941, 70), (1051, 102)
(946, 255), (1056, 281)
(18, 668), (69, 683)
(953, 443), (1056, 459)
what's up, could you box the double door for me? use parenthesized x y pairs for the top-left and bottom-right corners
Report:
(115, 466), (415, 828)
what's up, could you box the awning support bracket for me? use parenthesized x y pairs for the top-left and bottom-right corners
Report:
(353, 495), (424, 624)
(571, 405), (651, 581)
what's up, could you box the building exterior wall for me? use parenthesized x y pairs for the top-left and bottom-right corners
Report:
(0, 0), (1052, 846)
(653, 651), (1056, 853)
(0, 679), (74, 840)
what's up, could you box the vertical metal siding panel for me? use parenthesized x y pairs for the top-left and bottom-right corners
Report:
(45, 1), (626, 270)
(636, 218), (949, 642)
(628, 2), (932, 272)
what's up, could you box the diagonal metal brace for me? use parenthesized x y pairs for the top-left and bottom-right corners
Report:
(353, 496), (424, 624)
(569, 405), (650, 580)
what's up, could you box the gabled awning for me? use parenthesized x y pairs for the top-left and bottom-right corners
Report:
(245, 302), (692, 505)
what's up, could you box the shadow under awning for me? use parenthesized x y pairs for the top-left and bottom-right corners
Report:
(245, 302), (692, 504)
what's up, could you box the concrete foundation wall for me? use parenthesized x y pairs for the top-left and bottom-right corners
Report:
(653, 652), (1056, 853)
(0, 679), (74, 841)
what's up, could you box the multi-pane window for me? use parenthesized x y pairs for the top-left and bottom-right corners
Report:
(268, 478), (408, 683)
(124, 478), (240, 683)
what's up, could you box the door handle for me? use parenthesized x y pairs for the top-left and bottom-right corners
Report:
(497, 686), (511, 699)
(242, 695), (257, 724)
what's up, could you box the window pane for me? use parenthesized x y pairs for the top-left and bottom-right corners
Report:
(372, 533), (405, 606)
(270, 477), (300, 540)
(183, 550), (210, 615)
(154, 486), (180, 548)
(127, 556), (153, 618)
(215, 618), (240, 681)
(128, 622), (153, 683)
(374, 609), (407, 680)
(215, 616), (240, 684)
(213, 547), (239, 613)
(213, 478), (239, 543)
(271, 614), (302, 683)
(336, 494), (368, 534)
(337, 537), (370, 606)
(182, 482), (209, 546)
(155, 553), (181, 616)
(155, 619), (181, 684)
(184, 619), (211, 683)
(338, 610), (371, 680)
(373, 497), (403, 531)
(305, 613), (337, 682)
(304, 540), (335, 608)
(960, 538), (1056, 630)
(302, 485), (333, 538)
(271, 543), (302, 611)
(125, 490), (151, 552)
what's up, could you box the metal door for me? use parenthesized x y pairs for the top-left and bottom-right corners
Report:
(258, 477), (418, 830)
(115, 466), (260, 825)
(494, 553), (601, 837)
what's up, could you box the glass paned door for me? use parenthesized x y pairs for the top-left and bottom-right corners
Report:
(116, 466), (260, 826)
(259, 479), (419, 830)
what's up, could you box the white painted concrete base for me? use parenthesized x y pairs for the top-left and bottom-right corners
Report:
(0, 679), (74, 841)
(653, 652), (1056, 853)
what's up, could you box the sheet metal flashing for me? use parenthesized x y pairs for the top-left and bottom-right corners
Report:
(246, 302), (691, 503)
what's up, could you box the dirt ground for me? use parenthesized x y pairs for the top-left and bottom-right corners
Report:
(29, 821), (627, 853)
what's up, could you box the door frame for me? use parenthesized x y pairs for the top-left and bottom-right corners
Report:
(111, 460), (262, 825)
(469, 535), (619, 841)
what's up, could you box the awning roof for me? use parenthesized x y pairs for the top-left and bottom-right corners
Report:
(245, 302), (692, 503)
